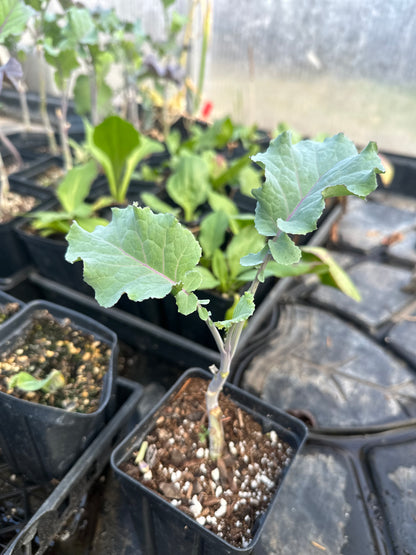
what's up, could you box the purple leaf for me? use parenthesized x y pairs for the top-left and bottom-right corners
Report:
(0, 58), (23, 92)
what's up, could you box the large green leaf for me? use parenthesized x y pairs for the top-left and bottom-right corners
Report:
(252, 132), (384, 264)
(0, 0), (33, 42)
(66, 206), (202, 308)
(167, 153), (211, 222)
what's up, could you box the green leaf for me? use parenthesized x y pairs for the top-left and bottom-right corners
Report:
(269, 233), (302, 265)
(197, 304), (210, 321)
(0, 0), (34, 42)
(44, 47), (79, 88)
(240, 244), (269, 267)
(301, 246), (361, 301)
(175, 290), (199, 315)
(207, 190), (238, 217)
(66, 206), (202, 307)
(182, 269), (203, 292)
(211, 248), (229, 293)
(73, 74), (113, 120)
(8, 369), (65, 393)
(67, 7), (97, 46)
(238, 165), (262, 198)
(211, 153), (250, 190)
(75, 216), (109, 232)
(194, 266), (220, 290)
(92, 115), (140, 194)
(90, 115), (163, 202)
(199, 211), (228, 259)
(226, 225), (265, 280)
(252, 132), (384, 264)
(141, 192), (180, 216)
(166, 153), (211, 222)
(57, 160), (98, 212)
(215, 292), (254, 330)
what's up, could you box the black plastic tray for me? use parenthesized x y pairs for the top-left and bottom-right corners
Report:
(2, 377), (143, 555)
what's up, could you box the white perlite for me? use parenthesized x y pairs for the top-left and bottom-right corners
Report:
(214, 499), (227, 518)
(189, 495), (203, 518)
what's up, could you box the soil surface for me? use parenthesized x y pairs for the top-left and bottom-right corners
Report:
(120, 377), (293, 548)
(0, 309), (111, 413)
(0, 192), (37, 224)
(0, 303), (21, 324)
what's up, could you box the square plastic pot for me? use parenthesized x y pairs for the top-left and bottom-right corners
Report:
(111, 368), (308, 555)
(0, 300), (118, 484)
(0, 181), (54, 281)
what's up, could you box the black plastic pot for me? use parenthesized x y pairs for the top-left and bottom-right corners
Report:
(26, 272), (220, 384)
(3, 375), (143, 554)
(0, 300), (118, 484)
(0, 181), (54, 283)
(111, 367), (308, 555)
(15, 221), (94, 296)
(0, 290), (25, 327)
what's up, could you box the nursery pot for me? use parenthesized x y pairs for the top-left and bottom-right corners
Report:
(0, 181), (54, 280)
(15, 220), (94, 295)
(0, 300), (118, 484)
(111, 368), (307, 555)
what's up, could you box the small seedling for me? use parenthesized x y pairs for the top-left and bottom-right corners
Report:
(8, 369), (65, 393)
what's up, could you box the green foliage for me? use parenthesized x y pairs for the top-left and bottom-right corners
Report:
(166, 152), (211, 222)
(0, 0), (33, 42)
(251, 132), (384, 265)
(66, 205), (202, 309)
(8, 369), (65, 393)
(27, 161), (110, 236)
(86, 115), (164, 203)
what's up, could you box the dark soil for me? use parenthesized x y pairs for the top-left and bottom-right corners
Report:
(0, 192), (37, 224)
(0, 303), (20, 324)
(120, 377), (293, 549)
(0, 309), (111, 413)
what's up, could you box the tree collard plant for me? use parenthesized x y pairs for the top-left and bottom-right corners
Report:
(66, 132), (384, 459)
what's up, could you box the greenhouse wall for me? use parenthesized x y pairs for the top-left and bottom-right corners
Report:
(28, 0), (416, 155)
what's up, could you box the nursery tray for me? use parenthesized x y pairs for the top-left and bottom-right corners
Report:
(5, 427), (414, 554)
(2, 377), (143, 555)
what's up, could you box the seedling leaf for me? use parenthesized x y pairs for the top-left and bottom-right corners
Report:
(8, 369), (65, 393)
(215, 292), (255, 330)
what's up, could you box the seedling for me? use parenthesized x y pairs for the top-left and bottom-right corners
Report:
(66, 131), (384, 459)
(8, 369), (65, 393)
(25, 160), (110, 236)
(85, 115), (164, 204)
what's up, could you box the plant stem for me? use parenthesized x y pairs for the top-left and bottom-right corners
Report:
(38, 46), (58, 155)
(194, 0), (211, 115)
(0, 130), (22, 170)
(0, 151), (10, 216)
(89, 62), (99, 126)
(18, 82), (31, 133)
(57, 77), (73, 171)
(204, 251), (271, 459)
